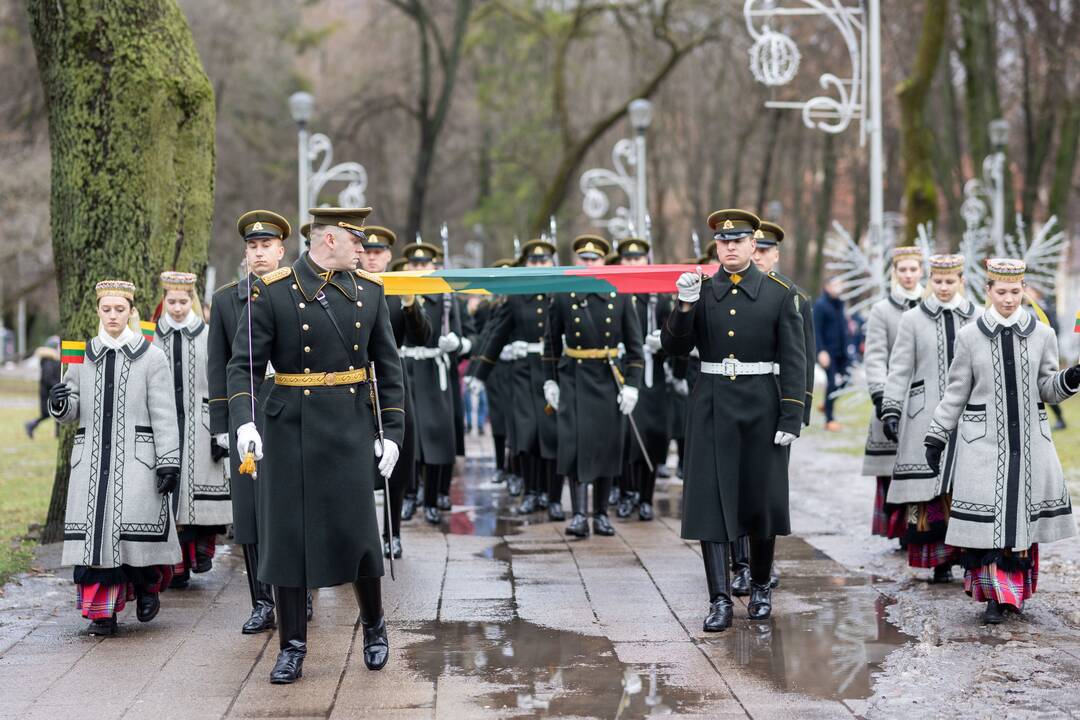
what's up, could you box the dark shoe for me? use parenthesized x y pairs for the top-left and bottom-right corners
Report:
(565, 514), (590, 538)
(88, 615), (118, 636)
(703, 599), (733, 632)
(135, 591), (160, 623)
(306, 592), (314, 622)
(437, 494), (452, 511)
(24, 420), (36, 439)
(169, 569), (190, 589)
(592, 514), (616, 536)
(657, 464), (672, 478)
(424, 506), (442, 525)
(401, 496), (417, 521)
(516, 493), (538, 515)
(547, 501), (565, 522)
(747, 583), (772, 620)
(731, 566), (752, 597)
(1053, 419), (1067, 431)
(384, 536), (402, 559)
(507, 475), (524, 497)
(362, 616), (390, 671)
(536, 493), (549, 510)
(638, 502), (653, 521)
(931, 565), (954, 584)
(270, 646), (306, 683)
(491, 469), (507, 485)
(616, 496), (633, 519)
(241, 602), (276, 634)
(769, 571), (780, 589)
(608, 486), (621, 507)
(194, 556), (213, 574)
(982, 600), (1006, 625)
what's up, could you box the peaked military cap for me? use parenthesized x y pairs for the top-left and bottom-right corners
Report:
(492, 257), (516, 268)
(520, 238), (557, 260)
(300, 222), (312, 242)
(756, 221), (785, 247)
(237, 210), (291, 242)
(308, 207), (372, 240)
(572, 234), (611, 259)
(361, 225), (397, 250)
(389, 257), (408, 272)
(617, 237), (650, 258)
(605, 252), (622, 265)
(400, 242), (441, 263)
(707, 209), (760, 240)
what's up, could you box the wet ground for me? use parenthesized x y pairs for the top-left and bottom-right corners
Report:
(2, 428), (1078, 719)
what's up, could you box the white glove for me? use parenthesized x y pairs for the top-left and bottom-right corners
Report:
(676, 267), (703, 303)
(511, 340), (529, 360)
(543, 380), (560, 411)
(236, 422), (263, 460)
(499, 344), (516, 362)
(438, 332), (462, 353)
(374, 438), (400, 479)
(644, 329), (662, 354)
(672, 378), (689, 397)
(213, 433), (230, 451)
(465, 375), (485, 394)
(618, 385), (639, 415)
(773, 431), (797, 447)
(460, 337), (473, 355)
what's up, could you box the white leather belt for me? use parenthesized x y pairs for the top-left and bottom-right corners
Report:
(700, 359), (779, 376)
(524, 342), (543, 354)
(400, 346), (450, 390)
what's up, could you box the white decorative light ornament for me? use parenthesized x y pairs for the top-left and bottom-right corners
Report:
(749, 29), (801, 86)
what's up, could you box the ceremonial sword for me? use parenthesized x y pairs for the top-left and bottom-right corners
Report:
(369, 361), (394, 581)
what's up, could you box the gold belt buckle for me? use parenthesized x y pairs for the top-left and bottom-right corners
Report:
(324, 372), (339, 386)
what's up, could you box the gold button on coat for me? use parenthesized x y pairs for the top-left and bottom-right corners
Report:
(299, 302), (306, 308)
(729, 309), (736, 316)
(353, 344), (359, 350)
(355, 322), (361, 328)
(304, 346), (311, 352)
(302, 324), (310, 330)
(303, 389), (311, 396)
(727, 330), (734, 337)
(732, 289), (739, 295)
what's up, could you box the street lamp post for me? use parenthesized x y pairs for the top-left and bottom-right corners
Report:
(580, 98), (653, 240)
(987, 118), (1010, 251)
(288, 91), (369, 247)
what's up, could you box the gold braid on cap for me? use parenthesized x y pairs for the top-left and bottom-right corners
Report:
(891, 246), (924, 263)
(985, 257), (1026, 282)
(159, 271), (197, 291)
(95, 280), (136, 301)
(928, 254), (964, 274)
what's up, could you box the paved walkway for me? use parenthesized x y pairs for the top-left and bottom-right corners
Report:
(2, 429), (1078, 719)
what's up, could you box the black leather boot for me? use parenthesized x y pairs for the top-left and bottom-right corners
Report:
(537, 493), (549, 510)
(353, 577), (389, 671)
(270, 586), (307, 683)
(507, 474), (524, 497)
(546, 470), (565, 520)
(134, 585), (160, 623)
(592, 478), (616, 536)
(616, 494), (634, 519)
(701, 541), (733, 632)
(747, 536), (775, 620)
(88, 614), (118, 636)
(242, 544), (276, 634)
(383, 535), (403, 559)
(931, 564), (954, 584)
(565, 479), (590, 538)
(307, 591), (314, 621)
(437, 494), (452, 511)
(731, 536), (752, 597)
(424, 505), (441, 525)
(401, 495), (417, 521)
(982, 599), (1006, 624)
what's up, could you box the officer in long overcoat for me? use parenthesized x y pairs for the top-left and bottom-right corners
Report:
(227, 207), (405, 684)
(207, 210), (288, 634)
(661, 209), (806, 633)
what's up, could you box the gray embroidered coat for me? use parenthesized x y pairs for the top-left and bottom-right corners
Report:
(862, 288), (921, 475)
(154, 314), (232, 528)
(881, 296), (980, 504)
(927, 312), (1077, 551)
(51, 334), (182, 569)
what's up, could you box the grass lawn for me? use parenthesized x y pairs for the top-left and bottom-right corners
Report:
(0, 387), (57, 588)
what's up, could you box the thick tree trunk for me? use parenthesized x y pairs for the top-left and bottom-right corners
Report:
(1048, 97), (1080, 227)
(754, 109), (784, 215)
(28, 0), (215, 543)
(811, 133), (837, 294)
(896, 0), (950, 243)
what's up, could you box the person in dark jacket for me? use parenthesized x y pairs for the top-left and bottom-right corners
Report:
(25, 336), (61, 438)
(813, 277), (848, 430)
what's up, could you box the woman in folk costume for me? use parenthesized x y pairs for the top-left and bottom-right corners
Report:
(879, 255), (980, 583)
(154, 271), (232, 588)
(48, 280), (181, 635)
(863, 245), (925, 542)
(924, 259), (1079, 624)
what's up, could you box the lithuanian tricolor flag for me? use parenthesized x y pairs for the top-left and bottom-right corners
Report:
(60, 340), (86, 365)
(379, 264), (717, 297)
(1074, 309), (1080, 333)
(140, 320), (156, 342)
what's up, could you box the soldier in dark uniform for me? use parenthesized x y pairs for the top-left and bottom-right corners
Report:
(358, 225), (432, 559)
(399, 242), (463, 525)
(615, 237), (672, 521)
(661, 209), (805, 632)
(546, 235), (644, 538)
(466, 240), (561, 519)
(207, 210), (288, 634)
(470, 259), (516, 486)
(227, 207), (405, 683)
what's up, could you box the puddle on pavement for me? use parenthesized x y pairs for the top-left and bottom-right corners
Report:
(715, 536), (912, 701)
(403, 619), (708, 718)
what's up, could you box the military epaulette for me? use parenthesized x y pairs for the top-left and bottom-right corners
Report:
(216, 280), (239, 292)
(767, 271), (790, 290)
(261, 267), (292, 285)
(354, 268), (384, 287)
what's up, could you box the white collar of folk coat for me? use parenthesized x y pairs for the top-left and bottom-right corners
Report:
(156, 309), (205, 338)
(920, 293), (976, 319)
(978, 305), (1037, 338)
(87, 325), (149, 362)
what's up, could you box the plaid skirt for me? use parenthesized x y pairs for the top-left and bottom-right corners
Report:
(963, 545), (1039, 610)
(174, 531), (219, 575)
(871, 476), (905, 538)
(906, 496), (961, 568)
(75, 565), (173, 620)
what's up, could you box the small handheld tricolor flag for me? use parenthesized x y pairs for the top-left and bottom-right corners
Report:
(60, 340), (86, 365)
(141, 320), (156, 342)
(1074, 310), (1080, 333)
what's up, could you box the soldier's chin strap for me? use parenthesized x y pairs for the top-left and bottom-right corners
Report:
(239, 260), (258, 479)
